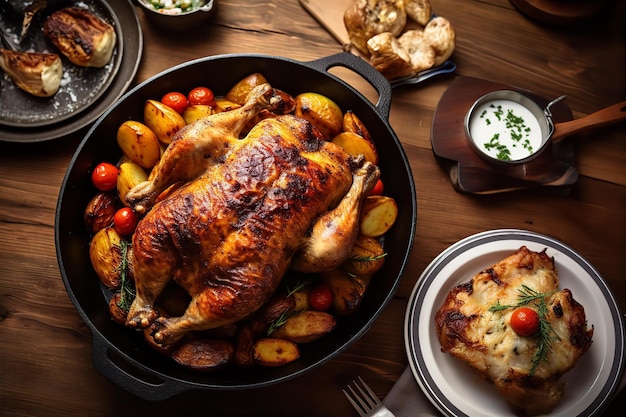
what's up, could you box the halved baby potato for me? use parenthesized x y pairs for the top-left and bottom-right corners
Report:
(144, 99), (186, 144)
(214, 97), (241, 113)
(295, 92), (343, 140)
(270, 310), (336, 343)
(332, 131), (379, 164)
(117, 160), (148, 206)
(116, 120), (161, 169)
(183, 104), (213, 124)
(252, 338), (300, 367)
(172, 338), (235, 371)
(225, 73), (268, 105)
(359, 195), (398, 237)
(89, 226), (124, 289)
(342, 235), (386, 276)
(320, 268), (368, 316)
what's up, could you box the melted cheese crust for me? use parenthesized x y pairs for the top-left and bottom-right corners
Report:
(435, 246), (593, 415)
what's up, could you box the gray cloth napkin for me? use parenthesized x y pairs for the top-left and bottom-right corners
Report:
(382, 367), (440, 417)
(383, 366), (626, 417)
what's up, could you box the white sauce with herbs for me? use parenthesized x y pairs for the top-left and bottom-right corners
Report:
(468, 99), (543, 161)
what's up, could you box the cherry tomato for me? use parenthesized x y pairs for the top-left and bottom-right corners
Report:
(510, 307), (540, 337)
(161, 91), (189, 114)
(369, 179), (384, 196)
(113, 207), (138, 235)
(91, 162), (119, 191)
(308, 283), (333, 311)
(188, 87), (215, 106)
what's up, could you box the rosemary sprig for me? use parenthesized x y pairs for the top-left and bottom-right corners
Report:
(488, 284), (561, 376)
(285, 279), (310, 297)
(349, 253), (388, 265)
(266, 311), (291, 336)
(529, 298), (560, 376)
(488, 285), (554, 312)
(115, 239), (135, 312)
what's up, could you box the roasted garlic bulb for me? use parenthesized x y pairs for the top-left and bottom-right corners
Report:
(0, 48), (62, 97)
(44, 7), (116, 68)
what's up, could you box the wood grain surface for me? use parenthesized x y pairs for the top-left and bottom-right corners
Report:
(1, 0), (624, 416)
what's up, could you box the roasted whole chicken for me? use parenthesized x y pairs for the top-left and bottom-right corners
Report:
(124, 84), (380, 347)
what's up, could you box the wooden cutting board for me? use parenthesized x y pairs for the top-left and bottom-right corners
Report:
(299, 0), (353, 48)
(299, 0), (438, 56)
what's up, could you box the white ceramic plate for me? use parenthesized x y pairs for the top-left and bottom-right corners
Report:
(405, 229), (624, 417)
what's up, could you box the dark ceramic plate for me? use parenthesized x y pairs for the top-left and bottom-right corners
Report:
(0, 0), (142, 142)
(0, 0), (122, 127)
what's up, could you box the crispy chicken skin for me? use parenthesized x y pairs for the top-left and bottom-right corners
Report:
(125, 84), (379, 347)
(435, 246), (593, 416)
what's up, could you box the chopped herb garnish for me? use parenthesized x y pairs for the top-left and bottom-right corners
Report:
(477, 101), (536, 160)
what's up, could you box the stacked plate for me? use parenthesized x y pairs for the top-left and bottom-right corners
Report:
(405, 229), (625, 416)
(0, 0), (142, 142)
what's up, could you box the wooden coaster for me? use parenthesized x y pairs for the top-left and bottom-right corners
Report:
(432, 77), (578, 194)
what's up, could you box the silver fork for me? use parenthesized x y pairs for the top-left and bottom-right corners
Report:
(343, 376), (396, 417)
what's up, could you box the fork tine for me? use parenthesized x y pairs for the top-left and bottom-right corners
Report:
(344, 376), (381, 416)
(343, 387), (367, 416)
(357, 376), (381, 405)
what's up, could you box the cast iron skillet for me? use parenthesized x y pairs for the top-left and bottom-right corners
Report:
(55, 52), (417, 400)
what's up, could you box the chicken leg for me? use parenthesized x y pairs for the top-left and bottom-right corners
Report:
(291, 157), (380, 273)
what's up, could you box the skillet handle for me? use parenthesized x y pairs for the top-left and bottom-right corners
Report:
(305, 52), (393, 120)
(91, 331), (187, 401)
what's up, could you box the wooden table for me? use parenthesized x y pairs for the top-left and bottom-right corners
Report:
(1, 0), (624, 415)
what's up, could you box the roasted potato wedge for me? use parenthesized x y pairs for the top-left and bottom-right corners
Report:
(116, 120), (161, 169)
(295, 92), (343, 140)
(332, 131), (379, 164)
(225, 73), (268, 105)
(251, 294), (297, 334)
(342, 235), (386, 276)
(271, 310), (336, 343)
(84, 191), (119, 233)
(89, 226), (125, 289)
(359, 195), (398, 237)
(252, 338), (300, 367)
(342, 111), (373, 143)
(171, 338), (235, 371)
(214, 97), (241, 113)
(290, 289), (310, 312)
(320, 269), (368, 315)
(182, 104), (213, 124)
(108, 293), (127, 326)
(143, 99), (186, 145)
(117, 161), (148, 206)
